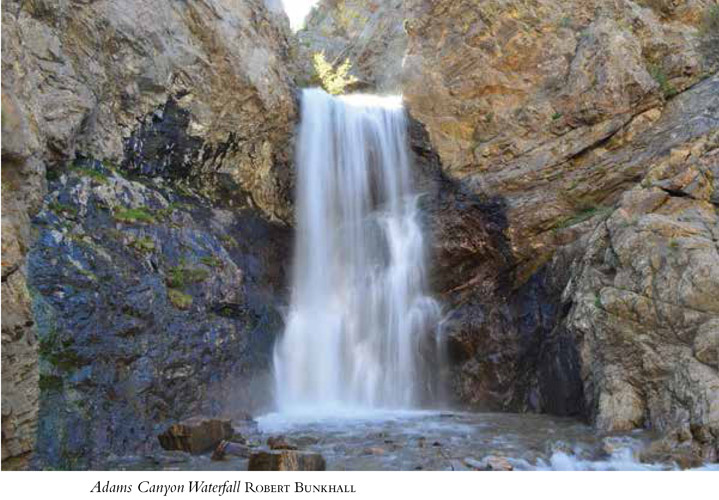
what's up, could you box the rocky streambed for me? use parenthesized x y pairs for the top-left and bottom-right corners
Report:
(105, 412), (719, 471)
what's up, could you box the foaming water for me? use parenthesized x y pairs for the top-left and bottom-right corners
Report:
(273, 88), (442, 412)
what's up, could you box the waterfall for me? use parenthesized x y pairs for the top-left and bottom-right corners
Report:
(274, 88), (442, 413)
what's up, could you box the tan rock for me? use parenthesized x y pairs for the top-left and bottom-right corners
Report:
(402, 0), (713, 281)
(248, 450), (326, 471)
(158, 418), (233, 454)
(694, 320), (719, 367)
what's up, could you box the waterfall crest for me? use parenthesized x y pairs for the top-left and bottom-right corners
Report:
(274, 88), (441, 413)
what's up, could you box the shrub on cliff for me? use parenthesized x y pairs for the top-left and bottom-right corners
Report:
(312, 52), (358, 95)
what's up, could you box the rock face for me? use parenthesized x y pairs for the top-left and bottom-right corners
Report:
(398, 0), (719, 459)
(299, 0), (719, 458)
(1, 94), (45, 469)
(2, 0), (297, 220)
(248, 450), (327, 471)
(294, 0), (406, 91)
(28, 163), (291, 468)
(403, 0), (717, 281)
(563, 124), (719, 460)
(158, 418), (233, 454)
(1, 0), (297, 468)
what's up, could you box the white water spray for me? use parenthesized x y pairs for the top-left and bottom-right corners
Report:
(274, 89), (441, 413)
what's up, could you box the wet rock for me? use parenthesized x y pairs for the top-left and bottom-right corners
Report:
(248, 451), (326, 471)
(362, 447), (386, 456)
(267, 435), (298, 451)
(639, 440), (704, 470)
(28, 165), (291, 469)
(158, 418), (233, 454)
(294, 435), (321, 447)
(211, 440), (252, 461)
(465, 456), (514, 471)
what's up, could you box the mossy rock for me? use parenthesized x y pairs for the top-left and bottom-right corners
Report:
(168, 288), (193, 310)
(114, 207), (156, 224)
(166, 266), (210, 289)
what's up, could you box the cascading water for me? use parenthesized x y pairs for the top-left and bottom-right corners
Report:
(273, 88), (442, 413)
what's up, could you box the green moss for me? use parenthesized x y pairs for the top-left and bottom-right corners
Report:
(39, 332), (85, 371)
(594, 292), (602, 309)
(77, 268), (98, 281)
(71, 166), (108, 184)
(551, 112), (563, 121)
(200, 255), (223, 268)
(168, 288), (193, 310)
(48, 202), (77, 217)
(39, 374), (64, 392)
(130, 236), (155, 254)
(648, 64), (678, 99)
(220, 234), (238, 248)
(114, 207), (156, 224)
(166, 265), (210, 289)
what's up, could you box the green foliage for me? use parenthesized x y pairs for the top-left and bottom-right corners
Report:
(48, 201), (77, 217)
(39, 331), (84, 371)
(130, 236), (155, 254)
(313, 52), (358, 95)
(648, 64), (678, 99)
(166, 265), (209, 289)
(39, 374), (64, 392)
(200, 255), (223, 268)
(220, 234), (238, 248)
(594, 292), (602, 309)
(114, 207), (156, 224)
(551, 111), (563, 121)
(168, 289), (193, 310)
(71, 166), (108, 184)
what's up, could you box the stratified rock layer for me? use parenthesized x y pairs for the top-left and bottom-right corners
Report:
(564, 124), (719, 460)
(403, 0), (716, 280)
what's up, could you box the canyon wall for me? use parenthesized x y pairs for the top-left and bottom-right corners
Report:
(2, 0), (296, 468)
(300, 0), (719, 460)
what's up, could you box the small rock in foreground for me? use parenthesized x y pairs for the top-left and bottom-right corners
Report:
(464, 456), (514, 471)
(158, 418), (233, 454)
(248, 451), (326, 471)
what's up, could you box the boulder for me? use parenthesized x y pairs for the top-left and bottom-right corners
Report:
(158, 418), (233, 454)
(267, 435), (298, 450)
(248, 451), (326, 471)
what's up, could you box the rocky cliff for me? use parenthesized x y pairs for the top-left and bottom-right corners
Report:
(402, 0), (719, 460)
(2, 0), (296, 469)
(2, 0), (718, 470)
(301, 0), (719, 461)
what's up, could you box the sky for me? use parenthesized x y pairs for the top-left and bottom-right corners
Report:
(281, 0), (320, 30)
